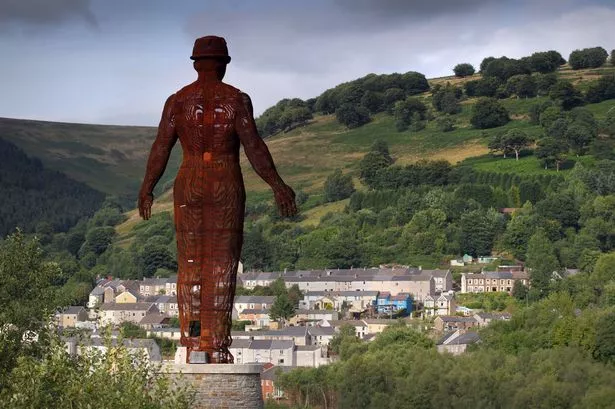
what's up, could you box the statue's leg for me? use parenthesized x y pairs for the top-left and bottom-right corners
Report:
(201, 229), (242, 363)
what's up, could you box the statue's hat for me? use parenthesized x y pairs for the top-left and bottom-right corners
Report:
(190, 36), (231, 63)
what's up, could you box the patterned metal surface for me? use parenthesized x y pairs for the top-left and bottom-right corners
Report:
(138, 47), (296, 363)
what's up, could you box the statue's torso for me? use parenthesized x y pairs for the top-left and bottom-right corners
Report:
(172, 81), (242, 160)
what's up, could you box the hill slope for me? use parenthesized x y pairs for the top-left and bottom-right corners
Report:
(0, 137), (105, 236)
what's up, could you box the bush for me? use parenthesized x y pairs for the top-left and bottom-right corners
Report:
(436, 115), (455, 132)
(453, 63), (476, 77)
(324, 169), (355, 202)
(470, 98), (510, 129)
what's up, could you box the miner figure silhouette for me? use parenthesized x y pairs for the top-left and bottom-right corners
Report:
(138, 36), (297, 363)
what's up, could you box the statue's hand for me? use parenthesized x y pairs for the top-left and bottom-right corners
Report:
(138, 192), (154, 220)
(274, 184), (297, 218)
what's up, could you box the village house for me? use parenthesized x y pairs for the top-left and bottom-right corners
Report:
(232, 326), (311, 346)
(324, 320), (369, 339)
(98, 302), (159, 326)
(363, 318), (401, 335)
(238, 309), (272, 328)
(229, 339), (329, 368)
(473, 312), (512, 327)
(115, 289), (140, 304)
(56, 306), (88, 328)
(238, 268), (442, 302)
(436, 330), (480, 355)
(261, 366), (294, 400)
(64, 337), (162, 362)
(233, 295), (276, 319)
(307, 326), (336, 346)
(460, 270), (529, 294)
(299, 291), (379, 311)
(434, 316), (478, 332)
(424, 293), (456, 317)
(230, 339), (295, 366)
(138, 313), (170, 330)
(290, 309), (339, 326)
(374, 292), (413, 315)
(139, 278), (169, 297)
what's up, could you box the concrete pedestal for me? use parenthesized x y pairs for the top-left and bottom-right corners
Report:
(161, 361), (264, 409)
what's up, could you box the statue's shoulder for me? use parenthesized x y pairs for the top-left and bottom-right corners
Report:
(219, 82), (242, 96)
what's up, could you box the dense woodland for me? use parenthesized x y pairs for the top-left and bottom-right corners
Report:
(1, 45), (615, 408)
(0, 137), (105, 237)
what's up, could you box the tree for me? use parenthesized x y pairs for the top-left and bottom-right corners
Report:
(569, 47), (608, 69)
(0, 229), (66, 387)
(512, 280), (529, 300)
(360, 91), (384, 113)
(464, 77), (501, 97)
(335, 103), (371, 128)
(536, 137), (568, 171)
(139, 243), (177, 277)
(565, 124), (594, 156)
(269, 292), (296, 323)
(527, 51), (564, 73)
(324, 169), (355, 202)
(432, 85), (461, 114)
(501, 129), (533, 161)
(549, 81), (584, 110)
(611, 49), (615, 66)
(453, 63), (475, 77)
(393, 97), (427, 131)
(593, 312), (615, 364)
(81, 226), (116, 256)
(470, 98), (509, 129)
(525, 228), (559, 296)
(1, 333), (194, 408)
(459, 208), (503, 257)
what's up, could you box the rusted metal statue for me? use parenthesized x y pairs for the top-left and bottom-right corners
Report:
(138, 36), (297, 363)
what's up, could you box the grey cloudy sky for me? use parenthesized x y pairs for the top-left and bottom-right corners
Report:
(0, 0), (614, 125)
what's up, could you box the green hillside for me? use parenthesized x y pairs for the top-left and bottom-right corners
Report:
(2, 57), (614, 244)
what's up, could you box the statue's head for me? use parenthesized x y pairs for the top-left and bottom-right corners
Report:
(191, 36), (230, 80)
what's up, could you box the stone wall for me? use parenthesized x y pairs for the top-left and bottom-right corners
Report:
(162, 363), (264, 409)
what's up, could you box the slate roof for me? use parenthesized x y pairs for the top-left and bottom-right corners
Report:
(234, 296), (276, 304)
(295, 345), (320, 351)
(437, 331), (481, 345)
(239, 309), (270, 315)
(307, 326), (336, 337)
(99, 302), (155, 311)
(139, 314), (169, 325)
(229, 339), (252, 348)
(437, 316), (477, 323)
(248, 340), (294, 350)
(261, 365), (295, 381)
(327, 320), (367, 327)
(61, 306), (86, 315)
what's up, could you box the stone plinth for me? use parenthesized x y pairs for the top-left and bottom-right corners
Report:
(162, 362), (264, 409)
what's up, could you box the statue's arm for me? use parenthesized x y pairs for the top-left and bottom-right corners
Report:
(139, 94), (178, 197)
(235, 92), (285, 191)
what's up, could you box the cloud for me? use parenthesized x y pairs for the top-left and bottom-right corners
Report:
(0, 0), (97, 27)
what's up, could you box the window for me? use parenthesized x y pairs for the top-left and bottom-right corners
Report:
(278, 359), (284, 364)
